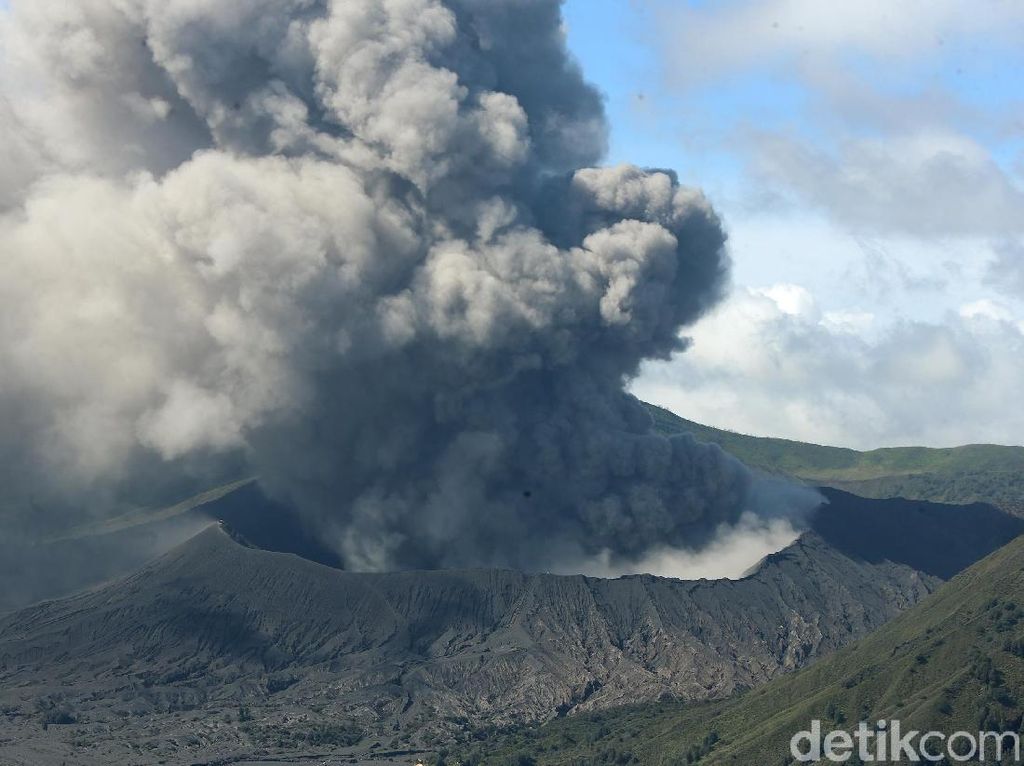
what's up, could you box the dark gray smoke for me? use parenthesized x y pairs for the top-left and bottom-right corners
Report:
(0, 0), (821, 574)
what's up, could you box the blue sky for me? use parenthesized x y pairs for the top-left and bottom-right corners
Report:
(563, 0), (1024, 449)
(563, 1), (1024, 171)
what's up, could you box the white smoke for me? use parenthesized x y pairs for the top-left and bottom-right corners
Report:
(0, 0), (821, 573)
(579, 513), (802, 581)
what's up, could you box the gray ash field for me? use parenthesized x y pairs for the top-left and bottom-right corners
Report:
(1, 490), (1019, 765)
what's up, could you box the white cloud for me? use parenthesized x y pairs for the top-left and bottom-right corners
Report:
(618, 1), (1024, 451)
(749, 131), (1024, 238)
(988, 241), (1024, 297)
(821, 310), (875, 335)
(721, 210), (1006, 330)
(634, 284), (1024, 449)
(959, 298), (1014, 322)
(753, 283), (816, 317)
(655, 0), (1024, 84)
(646, 0), (1024, 243)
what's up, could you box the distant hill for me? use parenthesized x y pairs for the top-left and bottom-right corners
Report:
(472, 531), (1024, 765)
(4, 489), (1021, 766)
(648, 404), (1024, 515)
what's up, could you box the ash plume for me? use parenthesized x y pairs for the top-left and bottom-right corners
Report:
(0, 0), (821, 574)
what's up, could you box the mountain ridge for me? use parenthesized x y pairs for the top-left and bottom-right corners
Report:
(5, 404), (1020, 615)
(474, 532), (1024, 765)
(2, 490), (1021, 765)
(648, 404), (1024, 515)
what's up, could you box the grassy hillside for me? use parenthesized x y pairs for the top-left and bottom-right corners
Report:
(648, 404), (1024, 515)
(463, 533), (1024, 765)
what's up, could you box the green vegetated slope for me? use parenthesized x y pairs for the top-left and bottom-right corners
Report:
(466, 534), (1024, 765)
(648, 404), (1024, 515)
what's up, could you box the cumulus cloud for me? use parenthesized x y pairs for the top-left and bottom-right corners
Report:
(653, 0), (1024, 85)
(635, 284), (1024, 449)
(988, 241), (1024, 297)
(749, 132), (1024, 238)
(0, 0), (821, 574)
(606, 1), (1024, 453)
(639, 0), (1024, 243)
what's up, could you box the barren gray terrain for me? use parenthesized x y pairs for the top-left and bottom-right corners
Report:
(2, 491), (1019, 765)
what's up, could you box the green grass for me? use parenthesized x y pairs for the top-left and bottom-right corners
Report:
(648, 404), (1024, 514)
(460, 534), (1024, 765)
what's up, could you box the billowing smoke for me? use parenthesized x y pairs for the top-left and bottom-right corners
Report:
(0, 0), (821, 574)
